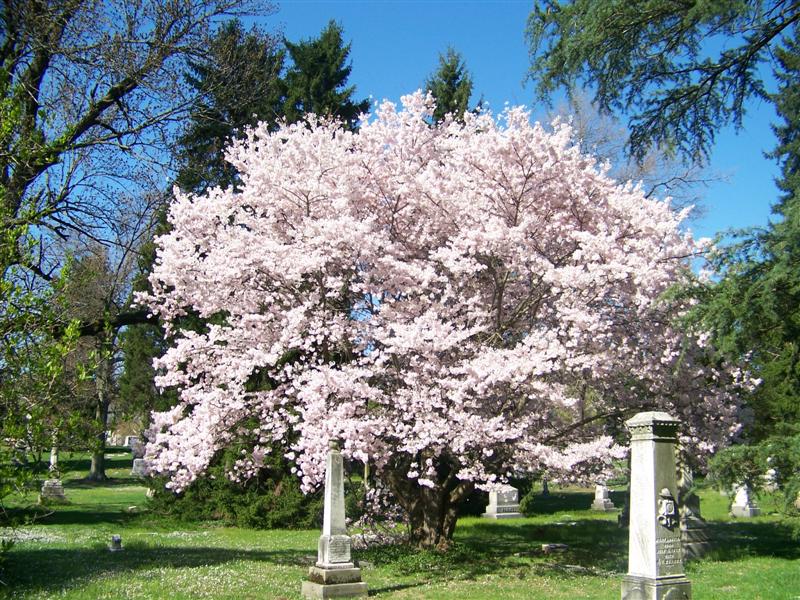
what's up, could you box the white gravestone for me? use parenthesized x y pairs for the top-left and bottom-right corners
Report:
(301, 441), (367, 599)
(730, 484), (761, 517)
(131, 458), (147, 477)
(591, 482), (616, 511)
(621, 412), (691, 600)
(763, 468), (778, 493)
(482, 485), (522, 519)
(129, 437), (145, 459)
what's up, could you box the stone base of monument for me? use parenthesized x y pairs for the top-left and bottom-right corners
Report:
(301, 565), (367, 598)
(621, 574), (692, 600)
(481, 506), (522, 519)
(591, 498), (616, 511)
(38, 479), (68, 504)
(730, 504), (761, 517)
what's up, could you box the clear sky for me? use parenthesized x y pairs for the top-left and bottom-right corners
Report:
(265, 0), (780, 241)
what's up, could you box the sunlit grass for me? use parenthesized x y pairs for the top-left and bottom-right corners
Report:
(2, 455), (799, 599)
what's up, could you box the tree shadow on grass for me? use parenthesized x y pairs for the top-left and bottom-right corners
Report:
(7, 503), (145, 527)
(368, 515), (800, 584)
(358, 519), (629, 585)
(464, 519), (628, 573)
(63, 477), (142, 489)
(521, 489), (627, 515)
(59, 453), (133, 473)
(704, 520), (800, 561)
(4, 543), (309, 594)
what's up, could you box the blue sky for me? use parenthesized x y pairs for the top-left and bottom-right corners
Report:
(266, 0), (780, 241)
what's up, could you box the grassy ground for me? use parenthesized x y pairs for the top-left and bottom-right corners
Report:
(2, 451), (799, 599)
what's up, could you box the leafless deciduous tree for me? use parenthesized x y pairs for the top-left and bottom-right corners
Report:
(1, 0), (275, 284)
(549, 91), (722, 214)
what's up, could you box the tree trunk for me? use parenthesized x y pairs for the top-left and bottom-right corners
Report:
(87, 338), (113, 482)
(406, 487), (466, 550)
(385, 460), (474, 550)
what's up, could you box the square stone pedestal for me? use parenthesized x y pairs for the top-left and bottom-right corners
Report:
(622, 574), (691, 600)
(301, 565), (367, 598)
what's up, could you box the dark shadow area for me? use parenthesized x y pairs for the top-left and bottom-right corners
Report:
(358, 519), (629, 583)
(4, 544), (308, 594)
(58, 453), (133, 474)
(704, 520), (800, 561)
(63, 477), (142, 489)
(367, 582), (427, 596)
(464, 519), (628, 573)
(522, 490), (597, 514)
(6, 506), (141, 527)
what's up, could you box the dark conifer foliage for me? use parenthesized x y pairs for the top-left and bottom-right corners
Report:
(424, 47), (475, 123)
(282, 20), (369, 129)
(175, 21), (285, 194)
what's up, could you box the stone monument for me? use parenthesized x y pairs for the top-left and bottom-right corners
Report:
(621, 412), (691, 600)
(131, 458), (147, 477)
(129, 437), (145, 459)
(39, 442), (67, 504)
(591, 482), (616, 511)
(482, 484), (522, 519)
(676, 455), (710, 560)
(730, 484), (761, 517)
(301, 440), (367, 599)
(39, 478), (67, 503)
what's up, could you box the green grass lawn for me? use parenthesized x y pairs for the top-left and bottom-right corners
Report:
(2, 453), (799, 599)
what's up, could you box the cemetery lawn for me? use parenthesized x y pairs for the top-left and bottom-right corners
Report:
(2, 451), (799, 599)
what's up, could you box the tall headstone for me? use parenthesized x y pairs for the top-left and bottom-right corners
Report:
(301, 441), (367, 599)
(622, 412), (691, 600)
(730, 484), (761, 517)
(482, 485), (522, 519)
(592, 482), (616, 511)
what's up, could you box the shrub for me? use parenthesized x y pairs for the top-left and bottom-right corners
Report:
(147, 447), (324, 529)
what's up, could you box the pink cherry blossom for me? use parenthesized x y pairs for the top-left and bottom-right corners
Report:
(138, 92), (751, 546)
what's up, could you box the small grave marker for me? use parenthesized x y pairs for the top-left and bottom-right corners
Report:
(482, 484), (522, 519)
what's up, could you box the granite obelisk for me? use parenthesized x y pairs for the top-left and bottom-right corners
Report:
(301, 440), (367, 599)
(621, 412), (691, 600)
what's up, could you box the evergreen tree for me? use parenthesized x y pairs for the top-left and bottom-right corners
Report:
(526, 1), (800, 162)
(120, 21), (285, 424)
(424, 47), (474, 123)
(282, 21), (369, 128)
(692, 26), (800, 439)
(176, 21), (285, 194)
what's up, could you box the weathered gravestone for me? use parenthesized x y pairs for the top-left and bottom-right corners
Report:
(301, 440), (367, 599)
(128, 437), (145, 459)
(482, 484), (522, 519)
(763, 468), (779, 493)
(39, 479), (67, 503)
(621, 412), (691, 600)
(591, 482), (616, 511)
(131, 458), (147, 477)
(730, 484), (761, 517)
